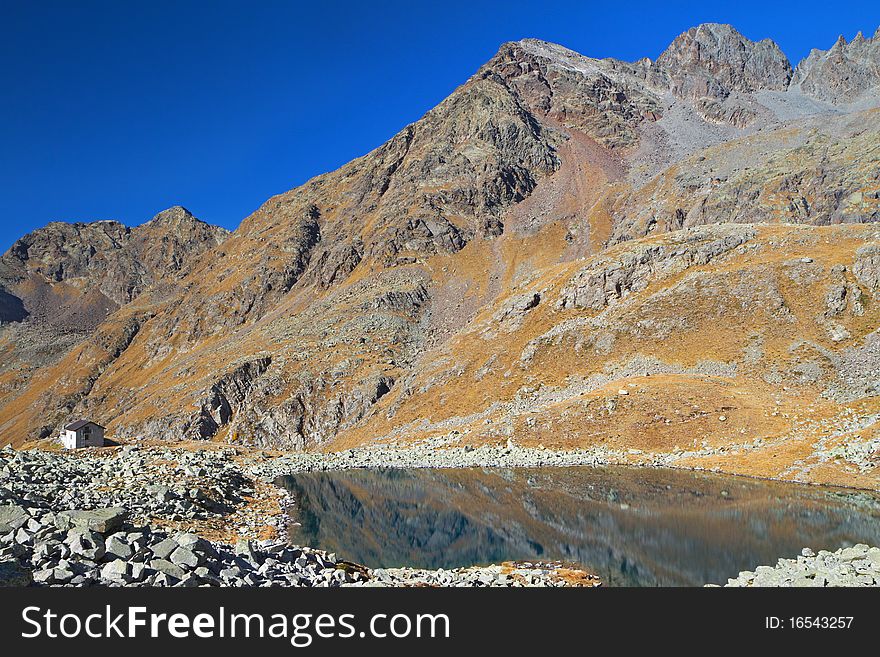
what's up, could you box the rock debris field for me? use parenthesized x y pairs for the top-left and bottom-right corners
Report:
(2, 444), (879, 587)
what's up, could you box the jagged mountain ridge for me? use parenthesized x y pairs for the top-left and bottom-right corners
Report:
(0, 206), (229, 318)
(792, 27), (880, 103)
(1, 23), (879, 487)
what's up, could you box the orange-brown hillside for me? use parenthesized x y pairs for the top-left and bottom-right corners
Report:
(1, 24), (879, 488)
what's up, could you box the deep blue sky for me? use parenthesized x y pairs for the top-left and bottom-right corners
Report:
(1, 1), (877, 251)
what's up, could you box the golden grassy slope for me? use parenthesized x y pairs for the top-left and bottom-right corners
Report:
(331, 223), (880, 488)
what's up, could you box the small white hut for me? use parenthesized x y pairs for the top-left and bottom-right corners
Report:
(60, 420), (105, 449)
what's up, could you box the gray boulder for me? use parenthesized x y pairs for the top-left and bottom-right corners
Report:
(104, 535), (134, 560)
(56, 508), (127, 534)
(101, 560), (131, 583)
(0, 505), (29, 534)
(169, 546), (199, 569)
(64, 529), (106, 561)
(151, 538), (179, 560)
(149, 559), (186, 581)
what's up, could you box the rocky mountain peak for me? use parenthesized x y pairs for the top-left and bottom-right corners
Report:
(653, 23), (793, 99)
(791, 27), (880, 103)
(480, 38), (662, 148)
(0, 220), (131, 283)
(144, 205), (196, 226)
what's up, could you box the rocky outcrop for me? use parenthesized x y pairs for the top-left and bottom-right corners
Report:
(491, 291), (541, 333)
(557, 227), (754, 311)
(854, 244), (880, 296)
(311, 240), (364, 289)
(212, 371), (398, 451)
(188, 357), (273, 440)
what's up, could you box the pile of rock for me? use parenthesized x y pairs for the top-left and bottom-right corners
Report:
(0, 503), (364, 587)
(0, 445), (249, 523)
(722, 545), (880, 587)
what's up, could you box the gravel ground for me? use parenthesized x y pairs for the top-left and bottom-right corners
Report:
(0, 445), (249, 523)
(0, 503), (359, 587)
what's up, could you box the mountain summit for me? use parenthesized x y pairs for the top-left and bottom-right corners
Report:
(1, 24), (879, 488)
(654, 23), (793, 97)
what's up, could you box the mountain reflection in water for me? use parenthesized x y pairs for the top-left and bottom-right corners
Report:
(276, 466), (880, 586)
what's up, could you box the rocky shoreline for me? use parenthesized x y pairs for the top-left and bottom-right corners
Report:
(248, 440), (880, 491)
(0, 445), (601, 587)
(250, 443), (615, 478)
(721, 545), (880, 587)
(3, 444), (880, 587)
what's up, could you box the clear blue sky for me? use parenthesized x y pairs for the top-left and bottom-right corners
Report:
(1, 0), (877, 250)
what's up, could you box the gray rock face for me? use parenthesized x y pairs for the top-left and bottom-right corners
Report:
(854, 244), (880, 297)
(485, 39), (661, 149)
(188, 356), (273, 440)
(556, 226), (754, 311)
(792, 28), (880, 103)
(491, 291), (542, 332)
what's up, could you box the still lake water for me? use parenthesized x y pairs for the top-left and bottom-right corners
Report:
(276, 466), (880, 586)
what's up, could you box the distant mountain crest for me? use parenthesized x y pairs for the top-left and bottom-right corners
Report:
(0, 207), (228, 334)
(791, 27), (880, 103)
